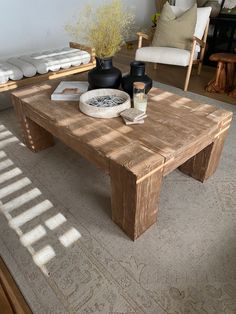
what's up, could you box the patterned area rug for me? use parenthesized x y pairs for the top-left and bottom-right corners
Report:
(0, 83), (235, 314)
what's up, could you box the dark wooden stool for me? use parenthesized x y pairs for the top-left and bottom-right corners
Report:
(206, 53), (236, 94)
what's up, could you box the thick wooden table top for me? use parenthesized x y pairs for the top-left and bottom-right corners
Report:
(12, 84), (232, 178)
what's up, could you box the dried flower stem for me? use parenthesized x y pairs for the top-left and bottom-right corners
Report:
(65, 0), (134, 58)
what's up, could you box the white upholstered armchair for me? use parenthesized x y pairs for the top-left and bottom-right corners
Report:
(135, 6), (211, 91)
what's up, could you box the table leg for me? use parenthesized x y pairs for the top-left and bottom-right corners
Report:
(226, 62), (235, 92)
(229, 87), (236, 98)
(205, 61), (226, 93)
(110, 162), (163, 240)
(12, 96), (54, 152)
(179, 131), (228, 182)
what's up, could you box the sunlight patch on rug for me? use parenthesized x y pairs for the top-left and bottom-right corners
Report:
(0, 123), (83, 277)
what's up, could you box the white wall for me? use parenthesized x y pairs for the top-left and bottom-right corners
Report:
(0, 0), (155, 59)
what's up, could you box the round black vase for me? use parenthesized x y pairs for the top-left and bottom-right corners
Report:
(121, 61), (152, 97)
(88, 57), (122, 90)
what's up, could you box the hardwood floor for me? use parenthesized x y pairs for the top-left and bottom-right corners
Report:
(0, 257), (31, 314)
(114, 43), (236, 105)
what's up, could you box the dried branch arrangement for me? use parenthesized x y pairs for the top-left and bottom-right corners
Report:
(66, 0), (135, 58)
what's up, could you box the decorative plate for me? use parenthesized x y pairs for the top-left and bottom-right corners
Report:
(79, 89), (131, 118)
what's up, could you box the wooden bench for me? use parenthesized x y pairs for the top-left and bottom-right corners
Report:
(0, 42), (96, 93)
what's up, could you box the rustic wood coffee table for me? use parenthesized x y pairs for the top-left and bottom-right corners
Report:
(12, 84), (232, 240)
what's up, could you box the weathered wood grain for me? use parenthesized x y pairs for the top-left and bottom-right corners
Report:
(12, 85), (232, 240)
(206, 53), (236, 94)
(12, 95), (54, 152)
(179, 130), (228, 182)
(110, 143), (164, 240)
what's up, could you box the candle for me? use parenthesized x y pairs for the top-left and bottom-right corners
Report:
(133, 82), (148, 113)
(133, 94), (148, 112)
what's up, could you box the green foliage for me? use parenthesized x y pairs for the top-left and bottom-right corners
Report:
(65, 0), (134, 58)
(151, 12), (161, 26)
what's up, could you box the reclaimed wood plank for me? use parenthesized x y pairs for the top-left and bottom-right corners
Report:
(12, 84), (233, 240)
(22, 105), (109, 171)
(179, 110), (233, 181)
(109, 142), (164, 240)
(179, 128), (230, 182)
(11, 95), (54, 152)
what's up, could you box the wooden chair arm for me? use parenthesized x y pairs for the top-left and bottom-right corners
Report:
(137, 32), (149, 40)
(193, 36), (205, 48)
(137, 32), (149, 48)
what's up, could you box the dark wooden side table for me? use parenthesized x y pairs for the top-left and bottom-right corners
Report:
(206, 53), (236, 94)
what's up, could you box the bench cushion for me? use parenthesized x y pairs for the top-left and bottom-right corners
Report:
(0, 47), (91, 83)
(0, 62), (23, 84)
(20, 48), (91, 74)
(7, 58), (37, 77)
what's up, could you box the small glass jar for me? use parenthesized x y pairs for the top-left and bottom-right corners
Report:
(133, 82), (148, 113)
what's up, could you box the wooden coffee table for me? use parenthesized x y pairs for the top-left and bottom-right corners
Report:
(12, 84), (232, 240)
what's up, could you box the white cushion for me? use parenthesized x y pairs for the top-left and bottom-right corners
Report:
(20, 55), (49, 74)
(31, 47), (76, 59)
(135, 47), (198, 67)
(20, 48), (91, 74)
(7, 57), (37, 77)
(171, 6), (211, 40)
(0, 62), (23, 83)
(0, 48), (92, 83)
(194, 7), (211, 39)
(0, 69), (9, 84)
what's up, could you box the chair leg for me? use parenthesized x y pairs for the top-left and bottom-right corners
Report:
(197, 60), (203, 75)
(184, 40), (196, 92)
(184, 64), (193, 92)
(197, 46), (205, 75)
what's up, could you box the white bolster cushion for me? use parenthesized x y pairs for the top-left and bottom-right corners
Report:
(19, 55), (48, 74)
(0, 70), (9, 84)
(76, 50), (91, 64)
(31, 47), (77, 59)
(7, 58), (37, 77)
(0, 62), (23, 83)
(20, 48), (91, 74)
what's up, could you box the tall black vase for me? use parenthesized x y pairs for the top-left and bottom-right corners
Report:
(88, 57), (122, 90)
(121, 61), (152, 97)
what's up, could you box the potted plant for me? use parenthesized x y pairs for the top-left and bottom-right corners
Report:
(66, 0), (134, 89)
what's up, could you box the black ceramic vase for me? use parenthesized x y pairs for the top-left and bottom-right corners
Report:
(88, 57), (122, 90)
(121, 61), (152, 97)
